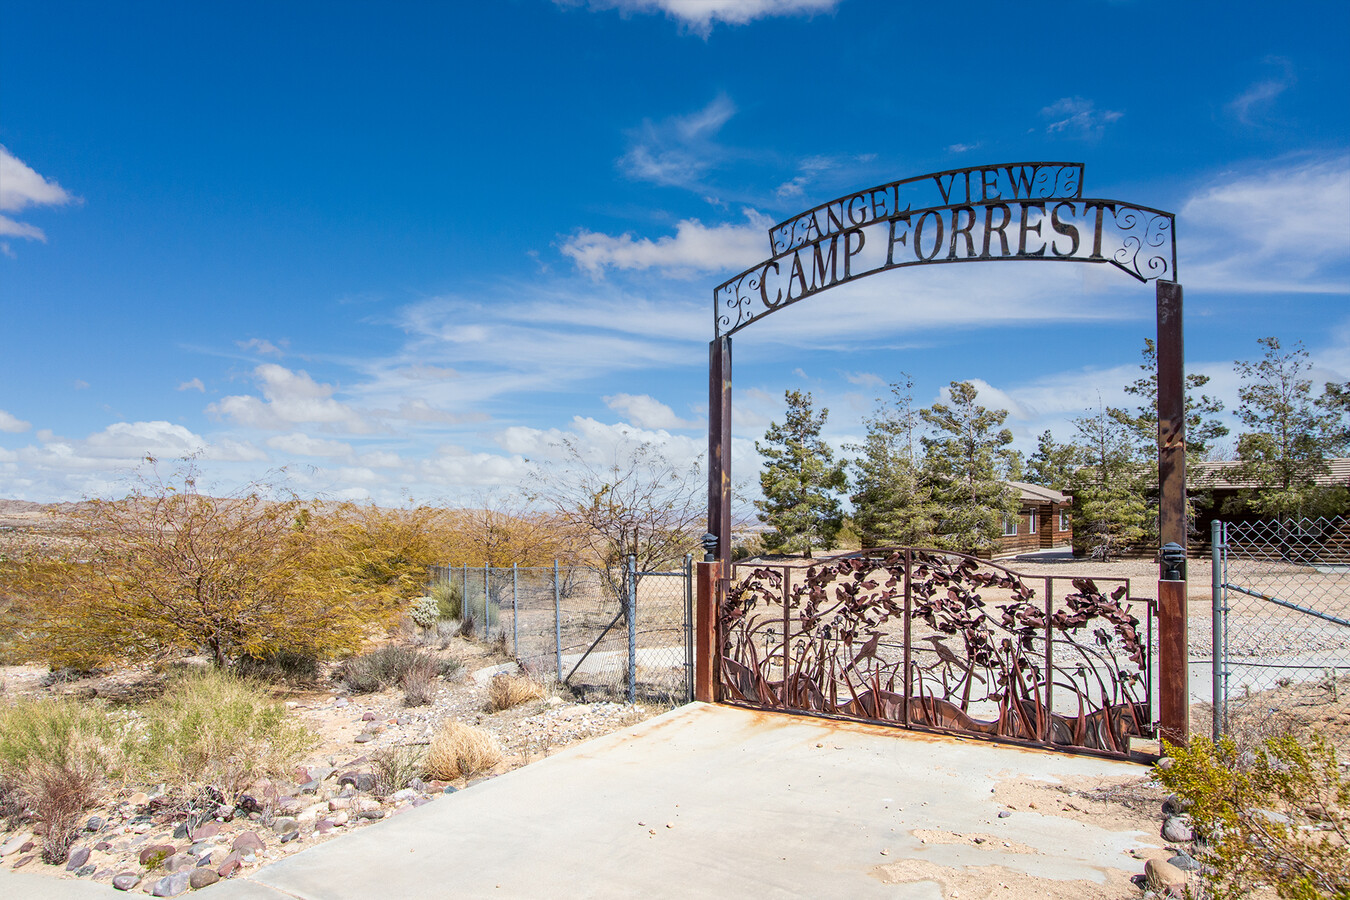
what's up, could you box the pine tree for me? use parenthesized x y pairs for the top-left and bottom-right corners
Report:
(848, 377), (937, 548)
(1229, 337), (1349, 519)
(1069, 404), (1149, 560)
(1111, 338), (1229, 461)
(918, 381), (1020, 554)
(756, 390), (847, 556)
(1025, 429), (1083, 490)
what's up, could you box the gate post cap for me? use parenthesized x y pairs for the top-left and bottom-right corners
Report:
(701, 532), (718, 561)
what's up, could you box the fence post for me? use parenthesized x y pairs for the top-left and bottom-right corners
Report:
(512, 563), (519, 659)
(684, 553), (694, 703)
(554, 560), (563, 681)
(483, 563), (490, 641)
(1211, 519), (1226, 742)
(626, 554), (637, 704)
(462, 564), (468, 629)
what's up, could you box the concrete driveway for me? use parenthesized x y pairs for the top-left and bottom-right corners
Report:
(3, 703), (1154, 899)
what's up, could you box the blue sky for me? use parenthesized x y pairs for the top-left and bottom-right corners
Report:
(2, 0), (1348, 505)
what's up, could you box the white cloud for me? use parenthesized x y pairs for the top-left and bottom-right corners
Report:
(208, 364), (373, 433)
(177, 378), (205, 392)
(0, 409), (31, 433)
(620, 95), (736, 189)
(236, 338), (287, 357)
(603, 393), (697, 429)
(1041, 97), (1123, 138)
(561, 208), (769, 278)
(559, 0), (841, 37)
(0, 145), (76, 250)
(1228, 57), (1295, 125)
(1182, 156), (1350, 293)
(266, 433), (354, 459)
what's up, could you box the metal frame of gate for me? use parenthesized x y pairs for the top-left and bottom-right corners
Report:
(714, 548), (1154, 759)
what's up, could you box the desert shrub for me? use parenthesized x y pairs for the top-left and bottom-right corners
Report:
(132, 669), (314, 798)
(233, 649), (321, 684)
(0, 695), (124, 779)
(1157, 732), (1350, 900)
(28, 762), (97, 864)
(409, 596), (441, 630)
(19, 465), (401, 669)
(371, 745), (426, 797)
(338, 645), (456, 694)
(486, 673), (544, 712)
(434, 620), (458, 649)
(424, 721), (502, 780)
(429, 580), (462, 621)
(401, 655), (440, 707)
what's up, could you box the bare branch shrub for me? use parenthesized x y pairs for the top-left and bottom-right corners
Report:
(371, 745), (426, 797)
(28, 762), (96, 864)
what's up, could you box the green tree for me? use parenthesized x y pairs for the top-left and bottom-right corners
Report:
(756, 390), (847, 556)
(848, 377), (937, 547)
(1111, 337), (1229, 461)
(1069, 404), (1149, 559)
(1228, 337), (1348, 518)
(918, 381), (1020, 554)
(1025, 429), (1083, 491)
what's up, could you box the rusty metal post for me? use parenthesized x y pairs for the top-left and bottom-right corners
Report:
(1156, 280), (1189, 746)
(694, 560), (718, 702)
(708, 337), (733, 566)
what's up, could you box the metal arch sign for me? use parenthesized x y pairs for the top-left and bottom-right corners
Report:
(713, 162), (1176, 337)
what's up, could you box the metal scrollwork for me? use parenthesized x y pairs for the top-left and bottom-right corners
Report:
(1112, 207), (1175, 282)
(719, 549), (1153, 757)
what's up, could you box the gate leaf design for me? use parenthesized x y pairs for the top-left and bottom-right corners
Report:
(719, 549), (1152, 756)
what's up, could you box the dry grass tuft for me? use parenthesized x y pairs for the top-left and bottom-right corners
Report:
(424, 721), (502, 780)
(28, 762), (97, 864)
(485, 673), (545, 712)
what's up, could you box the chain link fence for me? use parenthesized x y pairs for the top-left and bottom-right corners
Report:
(1211, 518), (1350, 746)
(427, 557), (693, 706)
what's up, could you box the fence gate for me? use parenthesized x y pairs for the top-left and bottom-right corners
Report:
(719, 549), (1155, 758)
(1211, 518), (1350, 741)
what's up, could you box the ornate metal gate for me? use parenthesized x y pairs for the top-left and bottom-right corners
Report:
(718, 549), (1154, 757)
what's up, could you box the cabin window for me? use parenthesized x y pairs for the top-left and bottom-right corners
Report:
(1002, 516), (1017, 536)
(1059, 510), (1070, 532)
(1027, 508), (1038, 534)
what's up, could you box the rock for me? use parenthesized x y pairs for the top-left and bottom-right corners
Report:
(1161, 815), (1194, 843)
(354, 733), (374, 743)
(232, 832), (265, 853)
(396, 716), (411, 726)
(139, 843), (178, 866)
(1155, 757), (1175, 771)
(1145, 857), (1186, 893)
(12, 854), (33, 869)
(1161, 794), (1190, 816)
(94, 868), (114, 881)
(355, 797), (382, 813)
(328, 797), (351, 811)
(412, 798), (431, 808)
(358, 809), (385, 820)
(164, 852), (198, 873)
(392, 788), (419, 802)
(189, 821), (219, 841)
(0, 831), (34, 857)
(362, 712), (376, 721)
(240, 850), (257, 864)
(86, 815), (105, 832)
(299, 779), (321, 794)
(151, 870), (193, 897)
(316, 819), (335, 834)
(112, 872), (141, 891)
(215, 851), (241, 878)
(1168, 850), (1200, 872)
(408, 778), (427, 792)
(271, 816), (299, 835)
(66, 846), (91, 870)
(173, 822), (190, 840)
(127, 791), (150, 806)
(997, 810), (1011, 818)
(330, 811), (350, 826)
(190, 868), (220, 889)
(355, 774), (376, 792)
(96, 841), (113, 851)
(297, 802), (327, 824)
(334, 697), (348, 708)
(443, 786), (459, 795)
(280, 830), (300, 843)
(76, 864), (97, 877)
